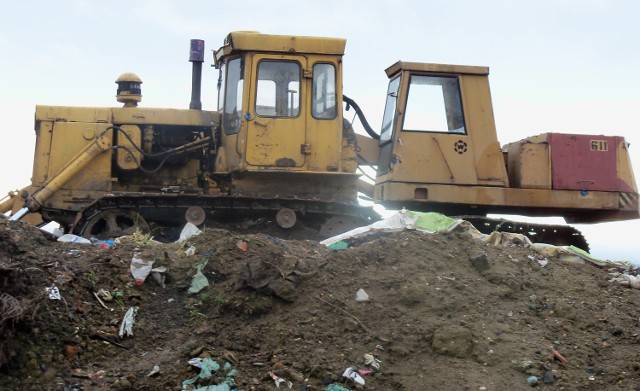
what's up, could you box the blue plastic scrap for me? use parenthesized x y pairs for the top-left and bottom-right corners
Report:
(326, 384), (351, 391)
(182, 358), (237, 390)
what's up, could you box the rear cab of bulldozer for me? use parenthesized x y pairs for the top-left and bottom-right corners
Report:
(373, 61), (508, 214)
(370, 61), (639, 222)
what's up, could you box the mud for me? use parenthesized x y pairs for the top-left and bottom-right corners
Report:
(1, 218), (640, 390)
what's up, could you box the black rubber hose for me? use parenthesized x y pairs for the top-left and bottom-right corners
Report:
(343, 95), (380, 140)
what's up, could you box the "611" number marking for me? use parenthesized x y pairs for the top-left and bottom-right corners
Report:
(590, 140), (608, 151)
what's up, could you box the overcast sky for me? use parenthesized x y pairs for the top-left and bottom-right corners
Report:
(1, 0), (638, 262)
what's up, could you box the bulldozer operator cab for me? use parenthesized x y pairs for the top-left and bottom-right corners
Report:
(375, 62), (508, 191)
(213, 32), (348, 174)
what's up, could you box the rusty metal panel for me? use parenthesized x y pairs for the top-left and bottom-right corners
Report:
(506, 141), (551, 189)
(549, 133), (620, 191)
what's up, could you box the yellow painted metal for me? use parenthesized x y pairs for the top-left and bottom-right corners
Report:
(3, 187), (44, 225)
(377, 182), (622, 211)
(28, 126), (112, 211)
(35, 105), (112, 124)
(385, 61), (489, 78)
(374, 60), (638, 221)
(245, 53), (307, 167)
(116, 124), (142, 170)
(505, 137), (552, 189)
(111, 107), (217, 126)
(31, 120), (53, 186)
(458, 75), (508, 186)
(378, 68), (507, 186)
(0, 190), (20, 214)
(215, 32), (346, 66)
(44, 122), (113, 192)
(355, 134), (380, 166)
(304, 59), (344, 172)
(216, 33), (347, 175)
(617, 138), (638, 191)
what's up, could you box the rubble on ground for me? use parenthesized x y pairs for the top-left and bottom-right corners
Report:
(1, 217), (640, 390)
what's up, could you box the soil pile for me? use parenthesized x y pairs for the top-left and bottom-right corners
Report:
(1, 218), (640, 390)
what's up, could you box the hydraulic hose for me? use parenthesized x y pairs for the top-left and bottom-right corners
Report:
(343, 95), (380, 140)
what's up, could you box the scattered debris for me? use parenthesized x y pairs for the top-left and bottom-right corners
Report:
(44, 286), (61, 300)
(2, 219), (640, 389)
(342, 367), (365, 385)
(57, 234), (92, 244)
(268, 371), (292, 388)
(188, 260), (210, 294)
(549, 346), (568, 366)
(147, 365), (160, 377)
(130, 254), (154, 286)
(151, 266), (168, 288)
(182, 358), (237, 390)
(236, 241), (248, 252)
(118, 306), (139, 338)
(363, 353), (381, 370)
(355, 288), (369, 302)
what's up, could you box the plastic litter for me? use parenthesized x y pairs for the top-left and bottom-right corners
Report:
(342, 367), (365, 385)
(45, 286), (61, 300)
(355, 288), (369, 302)
(147, 365), (160, 377)
(177, 222), (202, 244)
(321, 209), (462, 247)
(188, 261), (210, 294)
(57, 234), (92, 244)
(130, 254), (154, 286)
(96, 289), (113, 302)
(236, 240), (248, 252)
(90, 238), (115, 248)
(363, 353), (381, 370)
(182, 358), (237, 391)
(326, 385), (350, 391)
(184, 245), (196, 256)
(528, 254), (549, 267)
(527, 375), (539, 386)
(118, 306), (138, 338)
(328, 241), (349, 250)
(611, 273), (640, 289)
(151, 266), (168, 288)
(268, 371), (292, 388)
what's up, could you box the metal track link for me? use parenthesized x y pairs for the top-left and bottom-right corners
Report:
(458, 216), (590, 252)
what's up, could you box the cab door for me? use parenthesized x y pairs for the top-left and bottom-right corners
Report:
(245, 55), (307, 167)
(386, 73), (479, 185)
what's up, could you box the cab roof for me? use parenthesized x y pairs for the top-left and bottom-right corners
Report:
(385, 61), (489, 78)
(214, 32), (346, 66)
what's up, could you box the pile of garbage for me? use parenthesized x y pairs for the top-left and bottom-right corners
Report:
(1, 212), (640, 390)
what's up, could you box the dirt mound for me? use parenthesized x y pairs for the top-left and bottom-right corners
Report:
(1, 218), (640, 390)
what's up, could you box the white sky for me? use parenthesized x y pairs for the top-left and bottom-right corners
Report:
(1, 0), (638, 262)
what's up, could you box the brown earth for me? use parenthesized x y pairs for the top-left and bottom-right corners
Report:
(1, 217), (640, 391)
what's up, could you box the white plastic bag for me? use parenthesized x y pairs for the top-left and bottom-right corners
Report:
(131, 254), (154, 286)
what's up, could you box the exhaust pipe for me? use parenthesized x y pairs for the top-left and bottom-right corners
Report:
(189, 39), (205, 110)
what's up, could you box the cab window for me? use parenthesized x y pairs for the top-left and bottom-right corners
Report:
(256, 61), (300, 117)
(403, 75), (466, 134)
(312, 63), (336, 119)
(222, 57), (244, 135)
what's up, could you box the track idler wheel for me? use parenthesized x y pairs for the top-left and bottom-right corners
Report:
(81, 210), (150, 240)
(275, 208), (297, 229)
(185, 206), (206, 226)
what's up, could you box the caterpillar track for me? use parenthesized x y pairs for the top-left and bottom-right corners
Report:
(61, 194), (379, 242)
(459, 216), (589, 252)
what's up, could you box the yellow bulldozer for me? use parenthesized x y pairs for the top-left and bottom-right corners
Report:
(2, 32), (638, 250)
